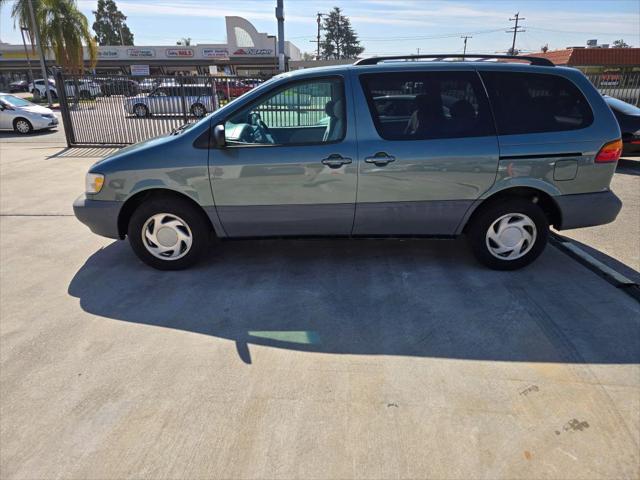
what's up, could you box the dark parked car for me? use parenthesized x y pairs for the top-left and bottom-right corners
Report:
(96, 77), (140, 97)
(9, 80), (29, 93)
(604, 95), (640, 156)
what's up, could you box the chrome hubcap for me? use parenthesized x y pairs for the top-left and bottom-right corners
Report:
(16, 120), (30, 133)
(193, 106), (205, 116)
(135, 106), (147, 117)
(141, 213), (192, 260)
(486, 213), (537, 260)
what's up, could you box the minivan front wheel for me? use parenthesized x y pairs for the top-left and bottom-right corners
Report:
(467, 199), (548, 270)
(127, 196), (211, 270)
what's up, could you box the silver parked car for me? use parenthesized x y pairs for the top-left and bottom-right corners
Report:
(124, 83), (219, 118)
(0, 93), (58, 133)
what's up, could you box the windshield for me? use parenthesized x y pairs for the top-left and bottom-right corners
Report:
(605, 96), (640, 116)
(0, 95), (34, 108)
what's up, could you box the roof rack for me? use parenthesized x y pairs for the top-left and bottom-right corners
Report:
(353, 54), (554, 67)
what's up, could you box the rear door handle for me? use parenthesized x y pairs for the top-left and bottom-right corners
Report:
(322, 154), (352, 169)
(365, 152), (396, 166)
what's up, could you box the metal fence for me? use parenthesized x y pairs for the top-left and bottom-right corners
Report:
(585, 72), (640, 106)
(54, 70), (268, 147)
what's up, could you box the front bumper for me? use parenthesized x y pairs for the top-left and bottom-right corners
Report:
(32, 116), (59, 130)
(73, 194), (122, 239)
(555, 190), (622, 230)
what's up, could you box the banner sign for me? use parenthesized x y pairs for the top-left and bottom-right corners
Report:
(202, 48), (229, 59)
(233, 48), (274, 56)
(98, 49), (119, 58)
(130, 64), (150, 76)
(127, 48), (155, 58)
(165, 48), (194, 58)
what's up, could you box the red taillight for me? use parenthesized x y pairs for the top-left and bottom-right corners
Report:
(595, 139), (623, 163)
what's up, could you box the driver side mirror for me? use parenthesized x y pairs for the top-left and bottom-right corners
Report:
(213, 124), (226, 147)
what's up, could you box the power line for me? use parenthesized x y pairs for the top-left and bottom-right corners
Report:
(507, 12), (525, 55)
(358, 28), (504, 42)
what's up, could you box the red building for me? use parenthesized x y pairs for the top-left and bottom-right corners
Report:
(529, 47), (640, 73)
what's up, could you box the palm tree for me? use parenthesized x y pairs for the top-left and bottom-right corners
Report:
(5, 0), (97, 73)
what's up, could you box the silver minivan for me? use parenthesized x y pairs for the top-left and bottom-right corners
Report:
(74, 55), (623, 270)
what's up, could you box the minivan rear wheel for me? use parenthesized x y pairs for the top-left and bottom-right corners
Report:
(467, 198), (548, 270)
(127, 196), (211, 270)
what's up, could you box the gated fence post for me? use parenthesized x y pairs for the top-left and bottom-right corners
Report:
(53, 67), (76, 147)
(179, 77), (188, 124)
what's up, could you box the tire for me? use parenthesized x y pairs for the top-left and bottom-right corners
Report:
(466, 198), (548, 270)
(133, 103), (149, 118)
(80, 90), (91, 100)
(191, 103), (207, 118)
(127, 196), (212, 270)
(13, 118), (33, 134)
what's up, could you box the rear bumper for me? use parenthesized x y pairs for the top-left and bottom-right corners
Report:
(555, 190), (622, 230)
(73, 194), (122, 239)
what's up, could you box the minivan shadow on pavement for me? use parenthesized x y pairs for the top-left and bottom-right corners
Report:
(68, 238), (640, 365)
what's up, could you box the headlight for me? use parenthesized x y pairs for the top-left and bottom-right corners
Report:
(85, 173), (104, 194)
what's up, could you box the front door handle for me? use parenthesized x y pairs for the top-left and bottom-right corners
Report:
(321, 154), (352, 169)
(364, 152), (396, 167)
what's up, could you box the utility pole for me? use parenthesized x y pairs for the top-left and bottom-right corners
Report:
(275, 0), (286, 71)
(27, 0), (53, 106)
(310, 12), (325, 60)
(119, 25), (125, 46)
(336, 11), (341, 59)
(507, 12), (525, 56)
(461, 35), (472, 57)
(20, 26), (35, 86)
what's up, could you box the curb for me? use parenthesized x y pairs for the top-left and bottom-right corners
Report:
(550, 233), (640, 302)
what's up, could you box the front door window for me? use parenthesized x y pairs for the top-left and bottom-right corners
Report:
(224, 77), (345, 146)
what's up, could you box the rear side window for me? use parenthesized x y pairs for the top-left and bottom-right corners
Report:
(480, 71), (594, 135)
(360, 71), (494, 140)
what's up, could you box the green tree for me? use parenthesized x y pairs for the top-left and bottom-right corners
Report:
(612, 39), (630, 48)
(93, 0), (134, 46)
(320, 7), (364, 59)
(6, 0), (97, 73)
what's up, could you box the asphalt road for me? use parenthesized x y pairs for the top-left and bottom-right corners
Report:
(0, 138), (639, 479)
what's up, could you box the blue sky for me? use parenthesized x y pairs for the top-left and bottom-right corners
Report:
(1, 0), (638, 55)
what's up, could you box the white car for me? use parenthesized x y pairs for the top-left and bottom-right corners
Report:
(0, 93), (59, 133)
(29, 78), (58, 99)
(124, 84), (219, 118)
(29, 78), (102, 100)
(63, 79), (102, 99)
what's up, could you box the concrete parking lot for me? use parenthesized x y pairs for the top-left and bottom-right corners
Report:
(1, 130), (639, 479)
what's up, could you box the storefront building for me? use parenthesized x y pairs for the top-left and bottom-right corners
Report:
(0, 16), (301, 86)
